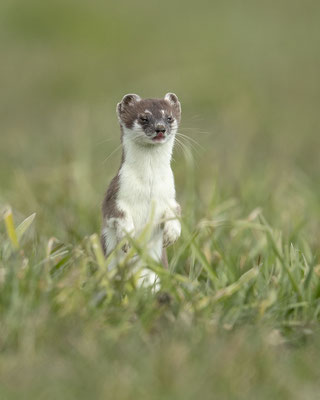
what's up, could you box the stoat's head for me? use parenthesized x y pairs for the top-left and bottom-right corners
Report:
(116, 93), (181, 145)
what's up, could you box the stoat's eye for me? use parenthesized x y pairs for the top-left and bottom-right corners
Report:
(139, 115), (149, 123)
(167, 116), (173, 123)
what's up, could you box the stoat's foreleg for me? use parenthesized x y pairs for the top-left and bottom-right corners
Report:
(162, 202), (181, 248)
(106, 213), (135, 253)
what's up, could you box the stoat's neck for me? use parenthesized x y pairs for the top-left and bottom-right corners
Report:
(121, 135), (174, 173)
(117, 132), (177, 213)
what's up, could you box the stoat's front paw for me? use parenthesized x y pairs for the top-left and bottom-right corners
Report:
(121, 240), (131, 253)
(109, 217), (134, 253)
(117, 225), (135, 253)
(163, 219), (181, 248)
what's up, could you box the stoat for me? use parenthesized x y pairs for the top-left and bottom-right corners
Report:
(101, 93), (181, 278)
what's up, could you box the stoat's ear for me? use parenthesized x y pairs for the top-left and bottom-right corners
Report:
(117, 94), (141, 118)
(164, 93), (179, 106)
(164, 93), (181, 121)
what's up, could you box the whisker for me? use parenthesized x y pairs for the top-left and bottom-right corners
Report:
(96, 138), (113, 144)
(174, 137), (189, 158)
(176, 132), (204, 149)
(102, 144), (122, 164)
(179, 127), (212, 135)
(133, 133), (146, 142)
(175, 137), (200, 169)
(175, 134), (202, 156)
(94, 138), (117, 148)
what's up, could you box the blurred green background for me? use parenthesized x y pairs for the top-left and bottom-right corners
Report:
(1, 1), (320, 398)
(1, 0), (320, 244)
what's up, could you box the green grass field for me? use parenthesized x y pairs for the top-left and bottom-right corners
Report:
(1, 0), (320, 398)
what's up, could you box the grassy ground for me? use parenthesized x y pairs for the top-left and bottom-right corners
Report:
(1, 0), (320, 398)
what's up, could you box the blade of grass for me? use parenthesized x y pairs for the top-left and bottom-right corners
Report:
(260, 215), (303, 301)
(3, 206), (19, 250)
(212, 266), (259, 304)
(16, 212), (36, 242)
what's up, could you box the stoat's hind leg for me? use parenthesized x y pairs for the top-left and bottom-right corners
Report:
(136, 230), (163, 290)
(137, 268), (160, 291)
(161, 248), (168, 269)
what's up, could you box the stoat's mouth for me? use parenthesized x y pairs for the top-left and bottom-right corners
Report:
(152, 132), (165, 141)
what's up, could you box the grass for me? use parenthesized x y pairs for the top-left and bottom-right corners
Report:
(1, 0), (320, 398)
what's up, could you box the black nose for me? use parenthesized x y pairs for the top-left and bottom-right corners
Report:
(155, 125), (166, 133)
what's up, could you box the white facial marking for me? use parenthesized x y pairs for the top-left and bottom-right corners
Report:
(161, 110), (165, 117)
(132, 120), (141, 130)
(144, 109), (152, 114)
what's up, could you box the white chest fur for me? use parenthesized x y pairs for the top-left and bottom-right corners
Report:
(117, 135), (176, 231)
